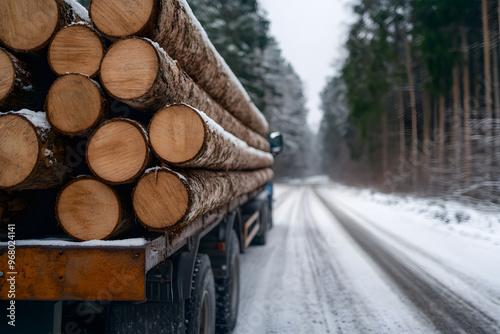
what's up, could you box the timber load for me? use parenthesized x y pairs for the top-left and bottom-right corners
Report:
(0, 0), (275, 242)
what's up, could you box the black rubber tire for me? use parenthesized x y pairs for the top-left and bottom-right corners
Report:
(215, 230), (240, 333)
(252, 201), (268, 246)
(185, 254), (216, 334)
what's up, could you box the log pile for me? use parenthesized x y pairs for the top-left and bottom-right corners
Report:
(0, 0), (274, 242)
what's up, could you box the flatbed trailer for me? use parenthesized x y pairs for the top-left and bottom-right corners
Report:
(0, 185), (276, 333)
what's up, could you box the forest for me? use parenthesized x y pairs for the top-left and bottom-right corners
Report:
(320, 0), (500, 202)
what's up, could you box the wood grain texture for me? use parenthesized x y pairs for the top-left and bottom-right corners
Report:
(149, 104), (274, 170)
(48, 23), (104, 77)
(100, 38), (269, 152)
(90, 0), (269, 136)
(46, 74), (105, 136)
(87, 119), (150, 184)
(0, 112), (69, 191)
(0, 48), (34, 111)
(132, 167), (274, 230)
(56, 177), (135, 241)
(0, 0), (85, 52)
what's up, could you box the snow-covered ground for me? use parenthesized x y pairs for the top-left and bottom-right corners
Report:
(233, 179), (500, 333)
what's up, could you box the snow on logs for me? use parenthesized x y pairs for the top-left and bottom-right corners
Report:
(56, 177), (134, 241)
(100, 38), (269, 152)
(0, 48), (33, 110)
(149, 104), (273, 170)
(89, 0), (269, 137)
(48, 23), (105, 77)
(46, 74), (106, 136)
(0, 111), (69, 191)
(132, 167), (274, 231)
(87, 119), (150, 184)
(0, 0), (89, 53)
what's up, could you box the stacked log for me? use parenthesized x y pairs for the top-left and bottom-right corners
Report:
(0, 0), (275, 241)
(90, 0), (269, 137)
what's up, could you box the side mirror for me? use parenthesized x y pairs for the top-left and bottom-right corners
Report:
(268, 132), (283, 156)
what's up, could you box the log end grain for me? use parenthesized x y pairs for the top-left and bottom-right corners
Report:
(48, 24), (104, 77)
(0, 114), (39, 188)
(0, 0), (59, 52)
(46, 74), (104, 135)
(133, 169), (189, 230)
(100, 38), (158, 100)
(149, 105), (206, 164)
(0, 49), (15, 101)
(90, 0), (156, 38)
(87, 119), (149, 184)
(56, 177), (121, 241)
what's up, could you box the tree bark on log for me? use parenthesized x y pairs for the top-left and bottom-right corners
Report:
(0, 48), (34, 112)
(45, 73), (106, 136)
(87, 119), (151, 184)
(56, 176), (135, 241)
(0, 111), (69, 191)
(149, 104), (273, 170)
(48, 22), (105, 77)
(100, 38), (269, 152)
(0, 0), (88, 53)
(132, 167), (273, 231)
(89, 0), (269, 137)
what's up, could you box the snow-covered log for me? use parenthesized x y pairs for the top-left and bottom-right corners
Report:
(100, 37), (269, 152)
(89, 0), (269, 137)
(0, 111), (69, 191)
(45, 73), (106, 136)
(48, 22), (105, 77)
(149, 104), (274, 170)
(0, 48), (34, 111)
(56, 176), (135, 241)
(0, 0), (89, 53)
(132, 167), (274, 230)
(87, 119), (151, 184)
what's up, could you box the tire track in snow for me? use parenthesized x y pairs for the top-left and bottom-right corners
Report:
(313, 188), (500, 334)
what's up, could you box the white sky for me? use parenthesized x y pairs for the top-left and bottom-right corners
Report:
(259, 0), (355, 132)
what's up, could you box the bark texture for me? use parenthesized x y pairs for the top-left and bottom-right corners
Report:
(0, 48), (35, 112)
(132, 167), (273, 230)
(0, 112), (70, 191)
(149, 104), (273, 170)
(90, 0), (269, 136)
(100, 38), (269, 151)
(56, 176), (135, 241)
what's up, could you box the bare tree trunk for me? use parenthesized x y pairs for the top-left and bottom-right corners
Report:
(382, 111), (388, 177)
(462, 28), (472, 186)
(452, 55), (462, 181)
(398, 89), (406, 164)
(439, 96), (446, 175)
(482, 0), (492, 177)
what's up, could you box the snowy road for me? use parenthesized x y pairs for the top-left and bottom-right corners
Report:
(233, 182), (500, 334)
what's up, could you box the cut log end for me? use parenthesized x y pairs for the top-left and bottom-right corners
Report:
(49, 24), (104, 77)
(87, 119), (149, 184)
(149, 105), (206, 164)
(0, 49), (15, 101)
(56, 177), (121, 241)
(46, 74), (104, 135)
(90, 0), (156, 38)
(133, 170), (189, 230)
(0, 114), (39, 188)
(0, 0), (59, 52)
(100, 38), (158, 100)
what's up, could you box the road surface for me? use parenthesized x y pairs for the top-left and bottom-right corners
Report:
(233, 182), (500, 334)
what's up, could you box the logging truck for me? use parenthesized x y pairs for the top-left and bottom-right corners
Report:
(0, 130), (282, 334)
(0, 0), (282, 332)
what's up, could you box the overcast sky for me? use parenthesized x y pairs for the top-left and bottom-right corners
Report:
(260, 0), (355, 132)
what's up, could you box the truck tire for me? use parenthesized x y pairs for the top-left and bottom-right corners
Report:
(215, 230), (240, 333)
(252, 200), (269, 246)
(185, 254), (216, 334)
